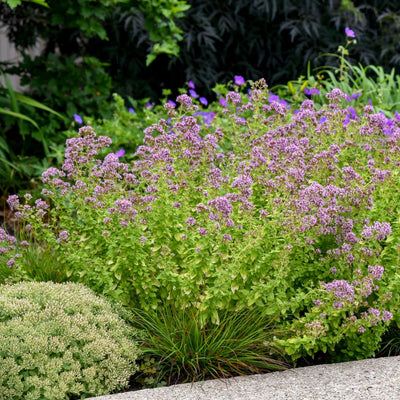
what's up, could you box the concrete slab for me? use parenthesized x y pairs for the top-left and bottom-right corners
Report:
(88, 356), (400, 400)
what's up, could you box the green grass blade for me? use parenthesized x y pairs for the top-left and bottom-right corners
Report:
(0, 70), (19, 114)
(0, 136), (10, 154)
(14, 93), (64, 119)
(0, 107), (39, 129)
(0, 69), (26, 136)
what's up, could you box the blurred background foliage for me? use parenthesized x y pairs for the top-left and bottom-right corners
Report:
(2, 0), (400, 207)
(3, 0), (400, 101)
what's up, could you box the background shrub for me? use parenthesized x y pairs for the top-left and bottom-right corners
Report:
(4, 0), (400, 101)
(0, 281), (141, 400)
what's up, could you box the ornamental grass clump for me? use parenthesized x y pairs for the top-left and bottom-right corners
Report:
(133, 305), (287, 386)
(4, 80), (400, 361)
(0, 281), (140, 400)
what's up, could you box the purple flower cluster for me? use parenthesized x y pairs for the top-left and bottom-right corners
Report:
(323, 279), (355, 303)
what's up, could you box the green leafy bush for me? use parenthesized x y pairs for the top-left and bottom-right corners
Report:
(0, 281), (141, 400)
(4, 80), (398, 363)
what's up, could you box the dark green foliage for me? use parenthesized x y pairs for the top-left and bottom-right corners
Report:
(16, 54), (113, 119)
(161, 0), (400, 97)
(4, 0), (400, 101)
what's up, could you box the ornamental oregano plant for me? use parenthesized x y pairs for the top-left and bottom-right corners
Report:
(3, 80), (400, 360)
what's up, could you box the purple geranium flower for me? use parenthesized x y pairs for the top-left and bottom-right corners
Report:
(115, 149), (126, 158)
(268, 94), (280, 103)
(345, 27), (356, 38)
(188, 80), (195, 89)
(304, 88), (320, 96)
(189, 89), (198, 98)
(199, 97), (208, 106)
(234, 75), (245, 86)
(219, 97), (227, 107)
(279, 99), (289, 107)
(168, 100), (177, 107)
(73, 114), (83, 124)
(128, 107), (136, 114)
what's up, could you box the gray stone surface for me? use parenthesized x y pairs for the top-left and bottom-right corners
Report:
(88, 356), (400, 400)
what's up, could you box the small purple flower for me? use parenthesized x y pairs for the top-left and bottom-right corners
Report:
(128, 107), (136, 114)
(189, 89), (198, 98)
(145, 102), (153, 108)
(168, 100), (177, 107)
(268, 94), (280, 103)
(7, 258), (15, 267)
(115, 149), (126, 158)
(219, 97), (227, 107)
(176, 94), (192, 108)
(304, 88), (320, 96)
(351, 93), (361, 99)
(279, 99), (289, 107)
(333, 301), (343, 309)
(368, 265), (384, 280)
(382, 310), (393, 322)
(7, 195), (19, 211)
(188, 80), (195, 89)
(319, 116), (327, 123)
(345, 27), (356, 38)
(140, 236), (147, 243)
(58, 231), (69, 241)
(73, 114), (83, 124)
(259, 209), (269, 218)
(199, 97), (208, 106)
(226, 91), (241, 105)
(222, 234), (232, 242)
(186, 217), (196, 226)
(358, 326), (366, 333)
(234, 75), (245, 85)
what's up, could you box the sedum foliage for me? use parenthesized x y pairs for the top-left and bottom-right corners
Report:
(0, 281), (140, 400)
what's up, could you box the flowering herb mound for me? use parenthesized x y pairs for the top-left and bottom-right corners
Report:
(4, 80), (400, 362)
